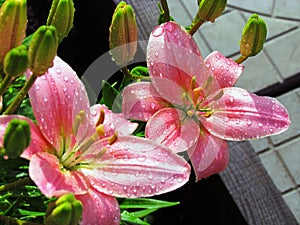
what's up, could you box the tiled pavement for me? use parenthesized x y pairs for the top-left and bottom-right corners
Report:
(168, 0), (300, 222)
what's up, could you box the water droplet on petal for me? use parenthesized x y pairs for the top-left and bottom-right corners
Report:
(258, 122), (263, 128)
(64, 76), (69, 82)
(152, 26), (164, 37)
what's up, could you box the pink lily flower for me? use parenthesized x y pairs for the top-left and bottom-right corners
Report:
(122, 21), (290, 181)
(0, 56), (190, 225)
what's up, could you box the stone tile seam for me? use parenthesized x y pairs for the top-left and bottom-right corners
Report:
(256, 138), (300, 187)
(274, 148), (299, 191)
(256, 140), (299, 194)
(271, 136), (300, 184)
(263, 48), (285, 82)
(228, 4), (300, 22)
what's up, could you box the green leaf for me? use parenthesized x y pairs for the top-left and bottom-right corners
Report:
(121, 210), (150, 225)
(101, 80), (119, 110)
(130, 66), (148, 77)
(130, 208), (158, 218)
(18, 208), (45, 218)
(119, 198), (179, 209)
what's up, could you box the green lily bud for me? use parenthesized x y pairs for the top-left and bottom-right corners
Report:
(46, 0), (75, 43)
(3, 119), (31, 159)
(28, 25), (58, 76)
(3, 45), (29, 79)
(44, 194), (83, 225)
(197, 0), (227, 22)
(109, 1), (138, 66)
(0, 0), (27, 64)
(240, 14), (267, 57)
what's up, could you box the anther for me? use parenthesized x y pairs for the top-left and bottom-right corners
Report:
(96, 124), (105, 136)
(190, 76), (197, 90)
(96, 109), (105, 126)
(108, 132), (118, 145)
(73, 110), (86, 136)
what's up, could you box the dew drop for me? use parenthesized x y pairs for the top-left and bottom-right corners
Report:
(258, 122), (263, 128)
(43, 96), (48, 102)
(137, 155), (146, 162)
(148, 174), (154, 180)
(64, 76), (69, 82)
(246, 119), (252, 126)
(152, 26), (164, 37)
(56, 68), (62, 74)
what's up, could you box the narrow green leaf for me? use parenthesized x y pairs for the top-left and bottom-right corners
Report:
(121, 210), (150, 225)
(119, 198), (179, 209)
(101, 80), (119, 109)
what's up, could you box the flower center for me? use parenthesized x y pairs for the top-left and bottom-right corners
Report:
(180, 76), (213, 120)
(60, 109), (117, 170)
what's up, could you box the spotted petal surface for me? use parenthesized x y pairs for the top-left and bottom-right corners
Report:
(76, 188), (120, 225)
(80, 136), (191, 198)
(90, 104), (138, 137)
(147, 22), (209, 104)
(145, 108), (200, 153)
(122, 82), (170, 121)
(29, 152), (89, 198)
(201, 87), (290, 140)
(204, 51), (244, 95)
(27, 56), (91, 152)
(188, 127), (229, 181)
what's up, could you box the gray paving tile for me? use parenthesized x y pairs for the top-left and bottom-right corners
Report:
(235, 50), (282, 92)
(274, 0), (300, 20)
(283, 190), (300, 224)
(265, 29), (300, 80)
(259, 150), (294, 192)
(227, 0), (273, 15)
(200, 10), (245, 56)
(249, 138), (270, 153)
(270, 89), (300, 145)
(277, 138), (300, 185)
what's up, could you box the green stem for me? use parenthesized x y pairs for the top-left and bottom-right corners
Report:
(160, 0), (170, 22)
(0, 75), (13, 96)
(0, 214), (42, 225)
(188, 18), (205, 35)
(0, 177), (34, 194)
(121, 67), (150, 80)
(3, 74), (38, 115)
(235, 55), (248, 64)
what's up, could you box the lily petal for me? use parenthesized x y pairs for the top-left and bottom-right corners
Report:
(80, 136), (190, 198)
(0, 115), (53, 160)
(204, 51), (244, 94)
(76, 188), (120, 225)
(29, 152), (88, 198)
(202, 87), (290, 140)
(27, 56), (91, 151)
(188, 127), (229, 181)
(145, 108), (200, 153)
(122, 82), (171, 121)
(148, 22), (208, 103)
(90, 104), (138, 136)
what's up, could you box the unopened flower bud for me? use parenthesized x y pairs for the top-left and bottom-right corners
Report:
(240, 14), (267, 57)
(197, 0), (227, 22)
(46, 0), (75, 43)
(0, 0), (27, 64)
(109, 1), (138, 66)
(44, 194), (83, 225)
(3, 119), (30, 159)
(3, 45), (29, 79)
(28, 25), (58, 76)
